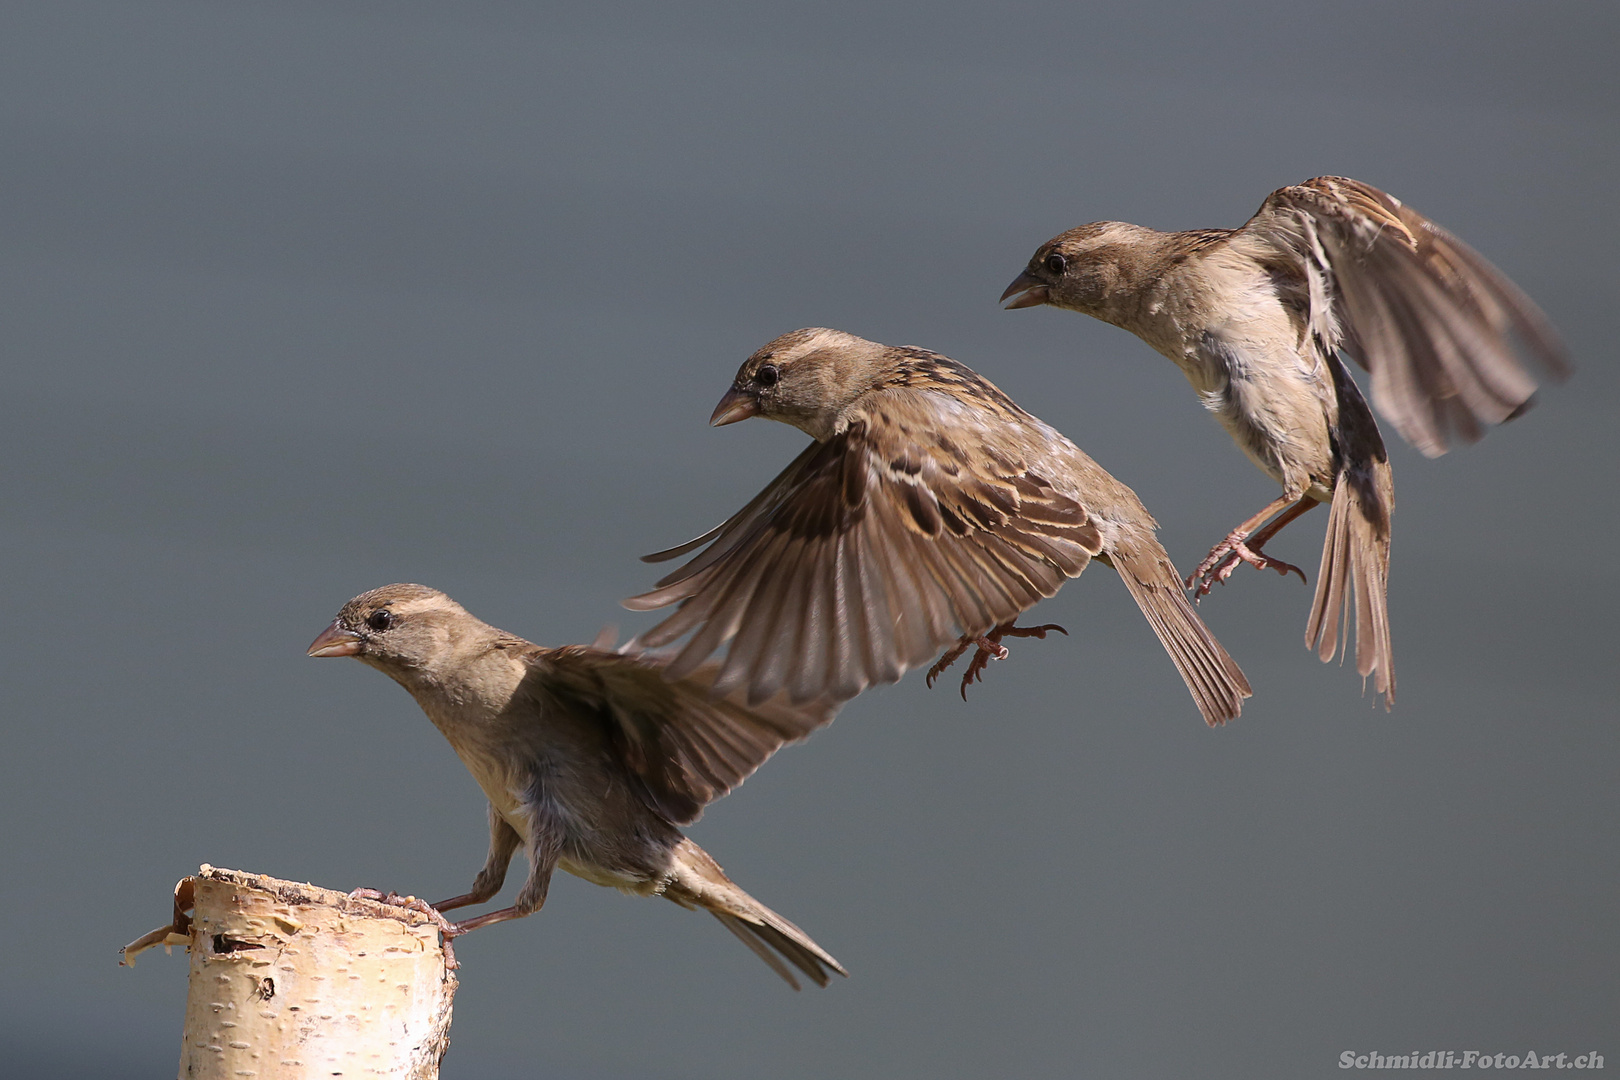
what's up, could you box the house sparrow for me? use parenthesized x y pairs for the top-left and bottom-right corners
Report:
(307, 583), (846, 989)
(1003, 176), (1570, 707)
(624, 328), (1251, 726)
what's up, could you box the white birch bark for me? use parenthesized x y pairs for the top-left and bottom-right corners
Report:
(124, 865), (457, 1080)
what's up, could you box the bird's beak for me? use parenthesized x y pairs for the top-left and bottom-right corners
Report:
(307, 621), (363, 658)
(1000, 271), (1050, 310)
(709, 386), (760, 427)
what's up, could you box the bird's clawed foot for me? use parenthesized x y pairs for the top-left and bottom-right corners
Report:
(348, 888), (464, 968)
(925, 620), (1068, 700)
(925, 633), (1007, 699)
(1188, 532), (1307, 599)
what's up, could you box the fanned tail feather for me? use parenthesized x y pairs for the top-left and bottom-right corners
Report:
(1304, 465), (1395, 708)
(1111, 551), (1252, 726)
(668, 839), (847, 990)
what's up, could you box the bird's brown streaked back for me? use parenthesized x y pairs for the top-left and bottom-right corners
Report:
(625, 328), (1251, 725)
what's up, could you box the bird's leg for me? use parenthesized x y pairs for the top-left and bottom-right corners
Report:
(1212, 499), (1318, 587)
(444, 903), (529, 935)
(924, 636), (982, 687)
(345, 810), (539, 968)
(1189, 495), (1317, 599)
(449, 815), (562, 936)
(926, 619), (1068, 700)
(434, 805), (521, 913)
(957, 621), (1070, 700)
(953, 633), (1009, 699)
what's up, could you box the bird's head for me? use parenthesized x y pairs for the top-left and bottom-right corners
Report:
(307, 583), (483, 686)
(709, 327), (889, 441)
(1001, 221), (1153, 321)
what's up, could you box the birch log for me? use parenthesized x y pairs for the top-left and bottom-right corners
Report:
(123, 865), (458, 1080)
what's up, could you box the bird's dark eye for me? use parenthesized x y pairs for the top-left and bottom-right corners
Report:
(1043, 252), (1068, 275)
(366, 610), (394, 632)
(755, 364), (780, 388)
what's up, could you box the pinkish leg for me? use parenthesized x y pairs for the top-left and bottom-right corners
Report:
(927, 620), (1068, 700)
(1189, 496), (1318, 599)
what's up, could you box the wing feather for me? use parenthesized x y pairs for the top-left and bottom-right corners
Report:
(1241, 175), (1568, 457)
(624, 408), (1105, 706)
(534, 646), (838, 826)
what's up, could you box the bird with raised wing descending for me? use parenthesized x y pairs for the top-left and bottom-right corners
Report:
(1003, 176), (1569, 707)
(625, 328), (1251, 726)
(307, 583), (846, 990)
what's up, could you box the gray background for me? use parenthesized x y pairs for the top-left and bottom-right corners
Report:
(2, 2), (1615, 1077)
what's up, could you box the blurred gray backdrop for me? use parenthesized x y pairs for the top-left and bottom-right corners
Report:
(2, 2), (1615, 1077)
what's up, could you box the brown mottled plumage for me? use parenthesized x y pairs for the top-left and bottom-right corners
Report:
(1004, 176), (1570, 707)
(307, 584), (845, 989)
(625, 328), (1251, 726)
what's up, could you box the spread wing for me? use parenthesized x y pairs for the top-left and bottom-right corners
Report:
(533, 645), (839, 826)
(623, 406), (1105, 707)
(1239, 176), (1569, 457)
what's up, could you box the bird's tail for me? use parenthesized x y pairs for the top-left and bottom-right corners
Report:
(1109, 544), (1253, 726)
(665, 838), (847, 990)
(1304, 458), (1395, 707)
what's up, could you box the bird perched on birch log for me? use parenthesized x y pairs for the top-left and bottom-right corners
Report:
(308, 584), (846, 989)
(625, 327), (1251, 726)
(1002, 176), (1569, 707)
